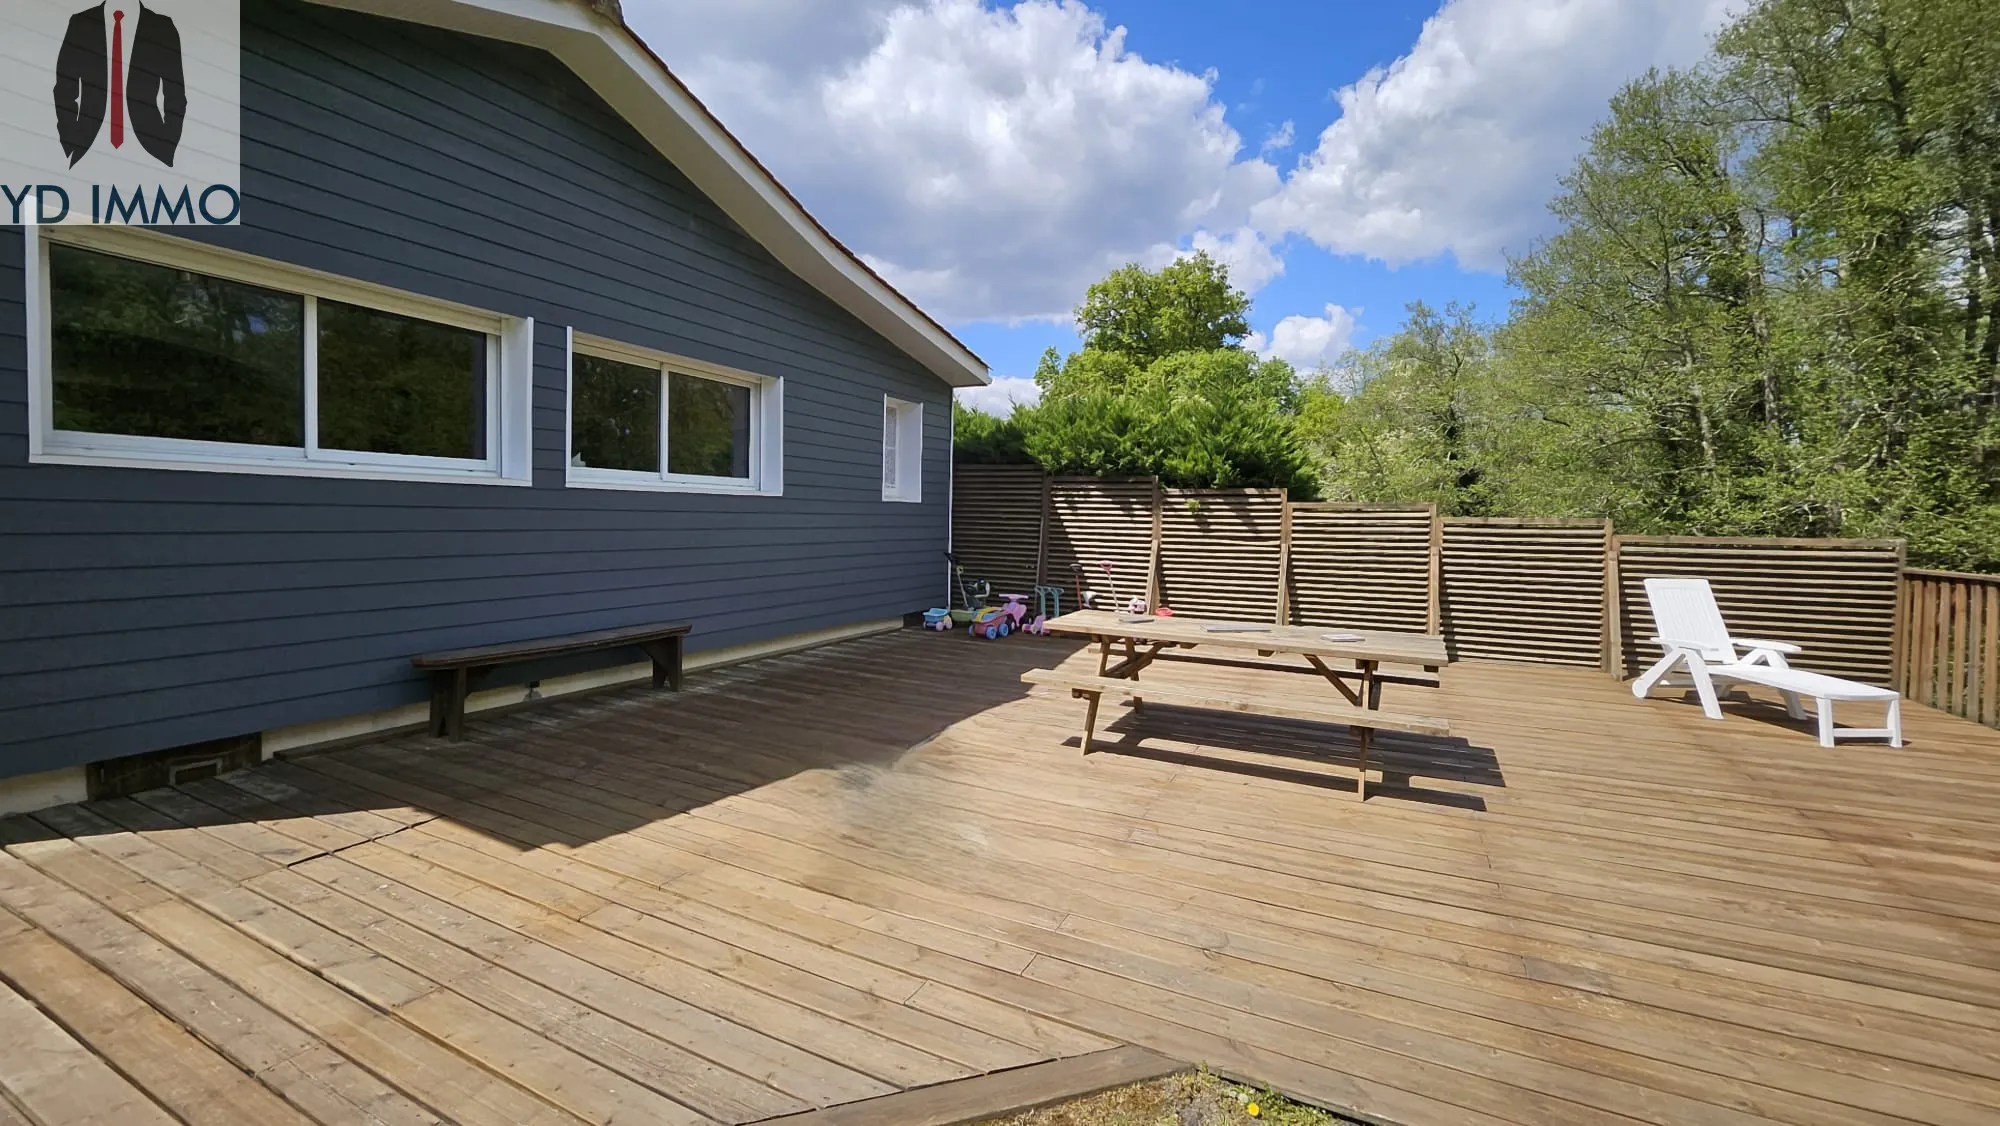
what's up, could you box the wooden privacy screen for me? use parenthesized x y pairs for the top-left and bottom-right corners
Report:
(1156, 489), (1288, 621)
(1900, 569), (2000, 727)
(1442, 519), (1610, 667)
(1616, 537), (1904, 684)
(948, 465), (1047, 595)
(946, 470), (1919, 690)
(1283, 505), (1436, 634)
(1043, 477), (1162, 607)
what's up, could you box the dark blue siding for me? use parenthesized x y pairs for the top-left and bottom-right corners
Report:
(0, 0), (954, 777)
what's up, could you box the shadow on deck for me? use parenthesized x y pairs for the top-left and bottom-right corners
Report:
(2, 629), (1998, 1126)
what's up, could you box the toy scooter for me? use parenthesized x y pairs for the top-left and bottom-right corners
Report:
(1098, 560), (1148, 615)
(1022, 584), (1063, 634)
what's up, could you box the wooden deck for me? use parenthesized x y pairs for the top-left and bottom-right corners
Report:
(3, 631), (1998, 1126)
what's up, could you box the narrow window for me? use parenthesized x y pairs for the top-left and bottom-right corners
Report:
(882, 401), (901, 492)
(882, 395), (922, 502)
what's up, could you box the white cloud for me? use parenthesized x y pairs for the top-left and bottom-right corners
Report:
(1140, 226), (1284, 296)
(1248, 304), (1358, 371)
(1261, 119), (1296, 157)
(956, 376), (1042, 416)
(627, 0), (1272, 323)
(1252, 0), (1735, 271)
(625, 0), (1734, 329)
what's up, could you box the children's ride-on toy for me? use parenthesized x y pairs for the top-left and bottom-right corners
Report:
(994, 593), (1031, 633)
(922, 607), (954, 631)
(966, 606), (1011, 640)
(944, 551), (994, 627)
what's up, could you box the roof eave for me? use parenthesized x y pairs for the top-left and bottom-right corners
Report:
(301, 0), (991, 389)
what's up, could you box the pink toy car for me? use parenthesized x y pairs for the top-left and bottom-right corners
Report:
(995, 594), (1031, 631)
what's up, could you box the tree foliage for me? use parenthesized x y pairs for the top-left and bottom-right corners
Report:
(1307, 0), (2000, 569)
(1073, 251), (1253, 366)
(961, 255), (1317, 492)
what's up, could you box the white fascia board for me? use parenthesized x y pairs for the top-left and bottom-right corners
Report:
(302, 0), (991, 389)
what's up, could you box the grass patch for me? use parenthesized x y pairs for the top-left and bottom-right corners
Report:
(973, 1069), (1350, 1125)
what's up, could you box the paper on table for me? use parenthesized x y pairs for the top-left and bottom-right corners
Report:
(1116, 616), (1155, 624)
(1321, 632), (1364, 642)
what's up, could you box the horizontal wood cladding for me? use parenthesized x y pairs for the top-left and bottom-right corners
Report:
(1899, 571), (2000, 727)
(1616, 537), (1903, 684)
(1284, 505), (1434, 635)
(0, 0), (954, 777)
(1157, 489), (1287, 622)
(1043, 478), (1161, 608)
(949, 465), (1046, 597)
(1442, 520), (1608, 668)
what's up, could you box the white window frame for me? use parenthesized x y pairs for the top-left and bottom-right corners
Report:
(564, 330), (784, 497)
(23, 224), (534, 487)
(882, 394), (923, 503)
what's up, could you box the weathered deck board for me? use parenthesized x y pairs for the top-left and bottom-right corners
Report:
(2, 631), (1998, 1126)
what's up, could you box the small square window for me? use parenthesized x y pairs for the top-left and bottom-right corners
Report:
(883, 396), (922, 502)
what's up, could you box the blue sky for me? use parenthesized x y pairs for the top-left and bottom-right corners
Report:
(624, 0), (1734, 411)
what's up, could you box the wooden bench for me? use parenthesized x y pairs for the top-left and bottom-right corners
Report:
(1020, 668), (1449, 799)
(1149, 650), (1441, 705)
(412, 622), (691, 740)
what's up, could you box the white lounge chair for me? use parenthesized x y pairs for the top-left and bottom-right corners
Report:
(1632, 577), (1901, 748)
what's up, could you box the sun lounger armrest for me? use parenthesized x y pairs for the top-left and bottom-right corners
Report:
(1649, 636), (1713, 652)
(1732, 638), (1802, 655)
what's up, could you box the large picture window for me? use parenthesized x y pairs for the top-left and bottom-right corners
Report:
(567, 333), (782, 495)
(27, 226), (532, 485)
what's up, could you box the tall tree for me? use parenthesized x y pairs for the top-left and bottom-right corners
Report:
(1070, 251), (1253, 368)
(1717, 0), (2000, 562)
(1504, 68), (1801, 534)
(1306, 302), (1504, 515)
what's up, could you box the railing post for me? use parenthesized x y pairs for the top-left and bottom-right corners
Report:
(1891, 542), (1909, 695)
(1603, 523), (1622, 678)
(1032, 471), (1051, 589)
(1144, 476), (1163, 610)
(1277, 498), (1294, 626)
(1426, 506), (1443, 635)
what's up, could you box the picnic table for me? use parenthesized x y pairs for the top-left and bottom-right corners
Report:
(1022, 609), (1451, 799)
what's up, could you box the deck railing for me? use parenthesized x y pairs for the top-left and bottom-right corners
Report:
(1899, 569), (2000, 726)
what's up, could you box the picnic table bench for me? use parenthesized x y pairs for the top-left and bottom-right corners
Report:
(412, 621), (690, 740)
(1025, 610), (1451, 800)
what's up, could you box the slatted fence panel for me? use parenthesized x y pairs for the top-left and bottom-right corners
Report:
(1442, 519), (1608, 667)
(1284, 506), (1435, 634)
(1043, 477), (1161, 608)
(1898, 570), (2000, 727)
(1616, 537), (1903, 683)
(948, 465), (1046, 595)
(1156, 489), (1287, 621)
